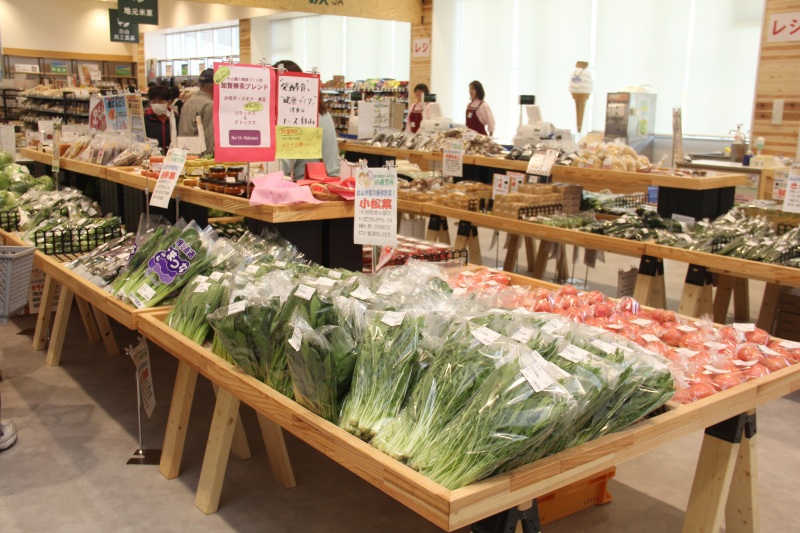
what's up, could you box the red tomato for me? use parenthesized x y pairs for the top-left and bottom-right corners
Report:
(679, 331), (707, 350)
(558, 294), (581, 309)
(742, 363), (770, 381)
(660, 327), (686, 347)
(736, 344), (765, 363)
(719, 326), (743, 344)
(585, 290), (607, 306)
(564, 307), (587, 323)
(767, 341), (800, 362)
(650, 309), (678, 324)
(558, 284), (579, 296)
(584, 317), (607, 328)
(643, 341), (671, 357)
(762, 356), (790, 372)
(712, 373), (741, 391)
(685, 382), (717, 402)
(590, 302), (614, 318)
(616, 296), (641, 314)
(532, 300), (552, 313)
(744, 328), (770, 345)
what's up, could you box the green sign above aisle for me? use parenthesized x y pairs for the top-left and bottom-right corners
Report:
(118, 0), (159, 25)
(109, 9), (140, 43)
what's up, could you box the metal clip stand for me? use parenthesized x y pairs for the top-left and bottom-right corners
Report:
(471, 500), (542, 533)
(52, 118), (62, 191)
(127, 371), (162, 465)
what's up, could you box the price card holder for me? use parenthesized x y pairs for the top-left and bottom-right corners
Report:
(526, 148), (559, 177)
(149, 147), (188, 209)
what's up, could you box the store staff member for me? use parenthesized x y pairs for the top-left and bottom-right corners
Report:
(465, 80), (495, 137)
(406, 83), (432, 134)
(178, 68), (215, 156)
(274, 60), (340, 180)
(144, 84), (175, 151)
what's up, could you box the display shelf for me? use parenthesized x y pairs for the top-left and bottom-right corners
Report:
(136, 306), (800, 532)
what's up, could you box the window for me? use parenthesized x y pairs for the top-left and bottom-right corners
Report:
(161, 24), (240, 77)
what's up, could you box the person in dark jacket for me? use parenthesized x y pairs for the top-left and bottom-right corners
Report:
(144, 84), (174, 151)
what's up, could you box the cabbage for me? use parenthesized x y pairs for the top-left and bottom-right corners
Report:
(0, 190), (18, 209)
(0, 174), (8, 191)
(0, 151), (14, 170)
(8, 172), (35, 194)
(3, 163), (30, 175)
(33, 175), (55, 191)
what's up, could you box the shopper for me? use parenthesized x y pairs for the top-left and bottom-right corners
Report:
(0, 376), (17, 451)
(170, 85), (183, 120)
(178, 68), (215, 156)
(274, 60), (340, 180)
(406, 83), (433, 134)
(144, 84), (175, 151)
(465, 80), (495, 137)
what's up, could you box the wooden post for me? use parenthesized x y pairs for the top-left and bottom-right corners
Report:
(425, 215), (451, 244)
(716, 276), (752, 324)
(633, 256), (665, 308)
(714, 274), (735, 323)
(678, 265), (714, 318)
(681, 434), (739, 533)
(195, 388), (240, 514)
(211, 383), (251, 460)
(755, 282), (782, 332)
(32, 274), (57, 350)
(532, 241), (552, 280)
(503, 234), (521, 272)
(257, 413), (297, 489)
(732, 278), (751, 323)
(725, 431), (759, 533)
(92, 307), (119, 356)
(523, 237), (536, 272)
(44, 286), (74, 367)
(160, 361), (198, 480)
(75, 296), (100, 342)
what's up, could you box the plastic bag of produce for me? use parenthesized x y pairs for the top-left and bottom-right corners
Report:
(167, 270), (231, 345)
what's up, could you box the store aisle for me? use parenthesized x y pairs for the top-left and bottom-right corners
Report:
(1, 303), (798, 532)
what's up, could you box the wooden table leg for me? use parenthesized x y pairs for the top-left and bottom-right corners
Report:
(714, 275), (735, 323)
(633, 256), (665, 308)
(32, 274), (57, 351)
(532, 241), (552, 280)
(679, 265), (714, 318)
(732, 278), (751, 323)
(755, 282), (782, 332)
(425, 215), (451, 244)
(92, 306), (119, 356)
(257, 413), (297, 489)
(195, 388), (240, 514)
(74, 296), (100, 342)
(725, 427), (759, 533)
(523, 237), (536, 272)
(682, 433), (740, 532)
(212, 383), (251, 460)
(160, 361), (198, 480)
(44, 286), (74, 367)
(555, 245), (568, 282)
(503, 234), (520, 272)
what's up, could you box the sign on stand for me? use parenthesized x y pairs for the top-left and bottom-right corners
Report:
(781, 163), (800, 213)
(443, 140), (463, 178)
(149, 147), (188, 209)
(357, 101), (390, 140)
(354, 166), (398, 247)
(125, 94), (146, 142)
(275, 70), (322, 159)
(492, 173), (510, 199)
(213, 62), (277, 162)
(105, 95), (129, 132)
(617, 267), (638, 298)
(128, 337), (155, 419)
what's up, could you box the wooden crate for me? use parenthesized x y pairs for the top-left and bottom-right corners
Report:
(538, 467), (615, 525)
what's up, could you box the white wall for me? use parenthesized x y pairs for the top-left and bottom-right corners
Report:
(0, 0), (135, 56)
(144, 0), (277, 32)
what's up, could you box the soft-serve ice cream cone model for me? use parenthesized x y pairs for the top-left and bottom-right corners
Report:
(569, 61), (593, 133)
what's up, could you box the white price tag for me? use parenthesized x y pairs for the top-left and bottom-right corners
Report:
(246, 264), (261, 274)
(210, 271), (224, 281)
(560, 345), (590, 363)
(631, 318), (652, 327)
(351, 285), (375, 300)
(758, 344), (781, 356)
(453, 287), (467, 296)
(471, 326), (502, 346)
(676, 325), (698, 333)
(294, 284), (316, 301)
(591, 339), (617, 355)
(288, 327), (302, 351)
(376, 285), (394, 296)
(227, 300), (247, 315)
(732, 359), (758, 367)
(328, 270), (343, 279)
(136, 283), (156, 302)
(542, 319), (566, 335)
(512, 327), (534, 344)
(605, 324), (625, 330)
(641, 334), (661, 343)
(381, 311), (406, 327)
(129, 294), (145, 309)
(194, 275), (209, 283)
(703, 364), (729, 374)
(521, 363), (556, 392)
(675, 348), (699, 358)
(733, 323), (756, 333)
(275, 260), (287, 268)
(316, 277), (336, 288)
(194, 282), (211, 293)
(780, 340), (800, 349)
(704, 341), (729, 351)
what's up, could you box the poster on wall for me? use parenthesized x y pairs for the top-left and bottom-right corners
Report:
(118, 0), (159, 25)
(109, 9), (139, 43)
(213, 62), (277, 162)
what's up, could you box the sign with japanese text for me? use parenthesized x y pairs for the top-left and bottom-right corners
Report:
(275, 126), (323, 159)
(443, 140), (463, 178)
(128, 337), (155, 419)
(126, 94), (146, 142)
(119, 0), (159, 25)
(149, 147), (188, 209)
(767, 12), (800, 42)
(357, 101), (390, 139)
(412, 37), (431, 57)
(213, 62), (277, 162)
(89, 96), (107, 132)
(109, 9), (139, 43)
(104, 95), (129, 132)
(277, 72), (320, 127)
(508, 171), (525, 192)
(354, 167), (398, 247)
(492, 173), (510, 199)
(781, 163), (800, 213)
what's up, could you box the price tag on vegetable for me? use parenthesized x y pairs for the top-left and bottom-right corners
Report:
(511, 327), (534, 344)
(149, 147), (188, 209)
(780, 340), (800, 349)
(542, 319), (566, 335)
(521, 363), (555, 392)
(210, 271), (224, 281)
(471, 326), (501, 346)
(631, 318), (652, 327)
(590, 339), (617, 355)
(381, 311), (406, 327)
(733, 323), (755, 333)
(316, 277), (336, 288)
(350, 285), (374, 301)
(275, 260), (287, 268)
(327, 270), (343, 279)
(641, 334), (661, 343)
(294, 284), (316, 301)
(246, 264), (261, 274)
(194, 282), (210, 293)
(758, 344), (781, 356)
(288, 327), (302, 351)
(704, 341), (728, 351)
(227, 300), (247, 315)
(675, 348), (699, 358)
(194, 275), (209, 283)
(560, 345), (590, 363)
(676, 325), (697, 333)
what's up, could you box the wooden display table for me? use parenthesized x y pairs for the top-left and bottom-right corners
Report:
(137, 306), (800, 532)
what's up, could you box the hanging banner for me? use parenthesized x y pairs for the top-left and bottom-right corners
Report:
(109, 9), (139, 43)
(275, 126), (323, 159)
(354, 167), (398, 247)
(104, 95), (130, 132)
(277, 72), (320, 127)
(213, 62), (276, 162)
(357, 101), (390, 139)
(118, 0), (159, 25)
(126, 94), (146, 142)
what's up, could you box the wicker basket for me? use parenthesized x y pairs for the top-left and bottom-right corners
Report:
(0, 245), (36, 323)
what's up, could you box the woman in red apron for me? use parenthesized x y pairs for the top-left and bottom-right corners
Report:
(466, 80), (495, 137)
(406, 83), (430, 133)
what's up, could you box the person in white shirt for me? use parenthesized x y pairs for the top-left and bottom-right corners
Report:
(465, 80), (495, 137)
(406, 83), (433, 133)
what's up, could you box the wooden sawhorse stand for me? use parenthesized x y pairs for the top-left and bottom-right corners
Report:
(503, 234), (537, 273)
(160, 361), (296, 515)
(453, 221), (482, 266)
